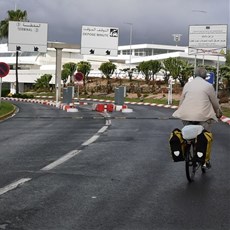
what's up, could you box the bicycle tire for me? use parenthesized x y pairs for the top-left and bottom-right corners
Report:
(185, 144), (196, 182)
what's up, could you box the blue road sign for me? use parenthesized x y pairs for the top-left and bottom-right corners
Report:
(206, 72), (215, 84)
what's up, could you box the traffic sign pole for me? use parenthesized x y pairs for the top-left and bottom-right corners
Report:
(77, 84), (79, 102)
(0, 77), (2, 105)
(216, 56), (220, 97)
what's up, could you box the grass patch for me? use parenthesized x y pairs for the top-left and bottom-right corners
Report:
(0, 101), (15, 117)
(221, 106), (230, 117)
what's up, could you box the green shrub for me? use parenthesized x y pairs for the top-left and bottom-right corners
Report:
(1, 89), (10, 97)
(12, 93), (34, 99)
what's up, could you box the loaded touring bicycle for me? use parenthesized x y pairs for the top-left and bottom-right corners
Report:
(169, 124), (213, 182)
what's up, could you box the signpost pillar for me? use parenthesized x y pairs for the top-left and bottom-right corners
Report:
(216, 56), (220, 96)
(0, 77), (2, 104)
(167, 79), (173, 105)
(55, 48), (63, 104)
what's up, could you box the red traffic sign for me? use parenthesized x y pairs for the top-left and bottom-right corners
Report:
(74, 72), (84, 81)
(0, 62), (10, 78)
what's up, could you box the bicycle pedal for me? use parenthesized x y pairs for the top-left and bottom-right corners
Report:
(202, 162), (211, 169)
(202, 165), (207, 169)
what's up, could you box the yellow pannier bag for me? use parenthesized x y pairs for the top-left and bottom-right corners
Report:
(196, 130), (213, 163)
(169, 128), (186, 162)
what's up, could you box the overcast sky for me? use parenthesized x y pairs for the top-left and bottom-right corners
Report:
(0, 0), (229, 47)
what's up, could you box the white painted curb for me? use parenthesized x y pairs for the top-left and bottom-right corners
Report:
(115, 105), (123, 111)
(122, 108), (133, 113)
(67, 108), (78, 112)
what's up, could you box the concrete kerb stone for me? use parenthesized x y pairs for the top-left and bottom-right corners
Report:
(75, 101), (88, 106)
(115, 105), (122, 112)
(122, 108), (133, 113)
(92, 103), (97, 111)
(2, 97), (230, 125)
(66, 108), (78, 112)
(82, 98), (230, 126)
(221, 116), (230, 125)
(2, 97), (79, 114)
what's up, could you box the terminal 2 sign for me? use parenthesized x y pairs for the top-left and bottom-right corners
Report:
(8, 21), (48, 52)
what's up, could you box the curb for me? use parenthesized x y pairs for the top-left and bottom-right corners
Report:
(220, 116), (230, 125)
(0, 104), (17, 121)
(81, 98), (230, 126)
(2, 97), (230, 125)
(2, 97), (75, 112)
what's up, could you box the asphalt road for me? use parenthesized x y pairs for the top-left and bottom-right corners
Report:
(0, 101), (229, 230)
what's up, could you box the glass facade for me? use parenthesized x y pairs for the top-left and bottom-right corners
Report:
(0, 52), (15, 57)
(0, 51), (39, 57)
(121, 48), (183, 56)
(20, 51), (39, 56)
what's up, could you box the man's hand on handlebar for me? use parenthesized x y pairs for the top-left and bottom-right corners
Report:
(216, 110), (223, 119)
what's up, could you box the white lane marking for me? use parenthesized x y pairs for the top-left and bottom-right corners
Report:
(0, 115), (111, 196)
(41, 150), (81, 171)
(82, 135), (100, 146)
(106, 119), (111, 126)
(41, 123), (109, 170)
(97, 125), (108, 133)
(0, 178), (31, 196)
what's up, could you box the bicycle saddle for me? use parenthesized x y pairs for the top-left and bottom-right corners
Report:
(181, 125), (204, 140)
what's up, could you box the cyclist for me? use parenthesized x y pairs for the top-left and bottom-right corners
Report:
(172, 66), (222, 168)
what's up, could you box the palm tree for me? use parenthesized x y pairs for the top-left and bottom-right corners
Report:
(99, 62), (117, 93)
(0, 9), (28, 94)
(62, 62), (77, 84)
(34, 74), (52, 91)
(61, 68), (70, 87)
(77, 61), (91, 93)
(0, 9), (28, 39)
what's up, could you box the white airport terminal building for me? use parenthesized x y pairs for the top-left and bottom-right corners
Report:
(0, 42), (226, 94)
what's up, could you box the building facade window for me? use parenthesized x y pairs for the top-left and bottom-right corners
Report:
(0, 52), (15, 57)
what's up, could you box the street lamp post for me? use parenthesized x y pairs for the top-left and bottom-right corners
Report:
(191, 10), (207, 70)
(13, 0), (17, 10)
(172, 34), (182, 46)
(125, 23), (133, 71)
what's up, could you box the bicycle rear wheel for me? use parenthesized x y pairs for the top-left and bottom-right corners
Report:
(185, 145), (197, 182)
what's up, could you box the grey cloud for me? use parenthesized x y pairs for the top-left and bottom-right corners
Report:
(0, 0), (229, 46)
